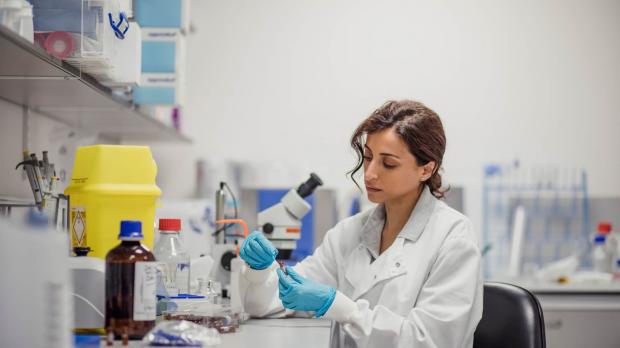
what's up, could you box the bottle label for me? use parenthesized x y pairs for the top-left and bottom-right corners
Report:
(156, 262), (178, 297)
(133, 262), (157, 320)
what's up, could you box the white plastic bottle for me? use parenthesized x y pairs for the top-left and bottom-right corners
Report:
(153, 218), (191, 295)
(592, 235), (611, 273)
(598, 222), (619, 271)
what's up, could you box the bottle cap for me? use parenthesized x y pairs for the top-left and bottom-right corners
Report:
(593, 235), (606, 244)
(598, 222), (612, 234)
(159, 218), (181, 232)
(119, 220), (143, 240)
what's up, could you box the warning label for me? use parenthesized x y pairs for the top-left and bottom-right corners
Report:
(71, 207), (86, 247)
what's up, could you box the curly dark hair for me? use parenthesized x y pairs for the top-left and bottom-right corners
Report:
(348, 100), (448, 198)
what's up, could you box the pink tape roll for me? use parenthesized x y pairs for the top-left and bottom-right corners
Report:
(44, 31), (74, 59)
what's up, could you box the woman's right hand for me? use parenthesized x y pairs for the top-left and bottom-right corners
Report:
(240, 231), (278, 270)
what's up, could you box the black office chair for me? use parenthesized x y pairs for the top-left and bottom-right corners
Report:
(474, 282), (546, 348)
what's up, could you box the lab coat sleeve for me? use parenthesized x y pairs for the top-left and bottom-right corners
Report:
(323, 230), (483, 347)
(240, 262), (289, 318)
(292, 225), (340, 287)
(240, 224), (342, 318)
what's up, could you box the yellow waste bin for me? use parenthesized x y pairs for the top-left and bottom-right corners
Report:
(64, 145), (162, 259)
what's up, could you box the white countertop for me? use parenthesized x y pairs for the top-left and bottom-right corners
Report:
(99, 318), (332, 348)
(220, 318), (331, 348)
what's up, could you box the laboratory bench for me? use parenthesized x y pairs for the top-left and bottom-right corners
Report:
(517, 281), (620, 348)
(220, 318), (331, 347)
(98, 318), (331, 347)
(85, 283), (620, 347)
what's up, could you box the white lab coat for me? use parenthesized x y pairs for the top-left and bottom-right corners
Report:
(240, 186), (483, 348)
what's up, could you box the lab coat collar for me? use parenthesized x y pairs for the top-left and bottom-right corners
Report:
(360, 186), (437, 258)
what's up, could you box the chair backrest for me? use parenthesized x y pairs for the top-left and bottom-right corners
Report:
(474, 282), (546, 348)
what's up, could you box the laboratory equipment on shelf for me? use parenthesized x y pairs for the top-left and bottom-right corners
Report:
(105, 220), (157, 340)
(257, 173), (323, 259)
(64, 145), (161, 259)
(153, 218), (190, 296)
(15, 150), (69, 231)
(31, 0), (131, 82)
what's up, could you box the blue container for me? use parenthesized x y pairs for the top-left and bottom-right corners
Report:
(142, 41), (176, 72)
(133, 86), (176, 105)
(135, 0), (182, 28)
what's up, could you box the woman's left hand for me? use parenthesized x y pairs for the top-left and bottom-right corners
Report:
(276, 266), (337, 317)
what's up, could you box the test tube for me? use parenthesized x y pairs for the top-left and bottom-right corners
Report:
(277, 260), (287, 275)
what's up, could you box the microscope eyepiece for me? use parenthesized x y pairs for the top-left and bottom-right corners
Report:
(296, 173), (323, 198)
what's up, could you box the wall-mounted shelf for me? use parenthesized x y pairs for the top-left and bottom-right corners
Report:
(0, 25), (191, 143)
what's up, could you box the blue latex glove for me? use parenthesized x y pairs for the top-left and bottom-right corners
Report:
(276, 266), (337, 317)
(240, 231), (278, 270)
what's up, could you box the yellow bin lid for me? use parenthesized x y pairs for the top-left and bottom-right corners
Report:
(64, 145), (161, 196)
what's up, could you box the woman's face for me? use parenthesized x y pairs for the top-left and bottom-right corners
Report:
(363, 128), (435, 204)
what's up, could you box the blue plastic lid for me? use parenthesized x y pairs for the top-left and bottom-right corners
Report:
(74, 334), (100, 348)
(593, 235), (606, 244)
(119, 220), (143, 240)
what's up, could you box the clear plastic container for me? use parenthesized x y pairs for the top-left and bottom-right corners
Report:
(196, 278), (222, 304)
(32, 0), (124, 79)
(0, 0), (33, 42)
(154, 218), (190, 296)
(162, 304), (241, 334)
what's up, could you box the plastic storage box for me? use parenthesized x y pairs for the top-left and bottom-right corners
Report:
(133, 27), (185, 104)
(31, 0), (128, 81)
(141, 28), (184, 73)
(134, 0), (190, 29)
(0, 0), (33, 42)
(64, 145), (161, 259)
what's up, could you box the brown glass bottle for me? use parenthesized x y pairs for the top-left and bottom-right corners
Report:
(105, 220), (157, 340)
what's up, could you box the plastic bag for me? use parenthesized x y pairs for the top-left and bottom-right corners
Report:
(142, 320), (221, 347)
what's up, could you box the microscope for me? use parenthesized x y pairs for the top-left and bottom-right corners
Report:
(210, 173), (323, 294)
(257, 173), (323, 259)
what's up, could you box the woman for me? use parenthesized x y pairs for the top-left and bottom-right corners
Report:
(239, 100), (483, 347)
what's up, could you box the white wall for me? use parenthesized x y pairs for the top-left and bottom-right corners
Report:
(0, 99), (111, 200)
(151, 0), (620, 232)
(2, 0), (619, 234)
